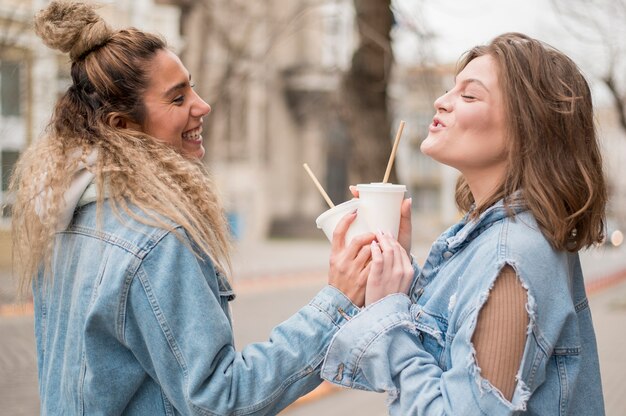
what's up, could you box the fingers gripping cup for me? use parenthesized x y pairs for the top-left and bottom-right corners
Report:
(356, 183), (407, 239)
(315, 199), (370, 246)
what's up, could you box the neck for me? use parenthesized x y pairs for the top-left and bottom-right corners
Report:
(464, 166), (506, 207)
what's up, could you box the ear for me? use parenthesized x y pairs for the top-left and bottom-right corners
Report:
(108, 114), (141, 131)
(110, 115), (127, 129)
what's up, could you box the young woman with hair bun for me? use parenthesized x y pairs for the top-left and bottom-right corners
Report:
(11, 1), (380, 414)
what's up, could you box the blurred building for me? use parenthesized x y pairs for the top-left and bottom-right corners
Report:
(0, 0), (33, 222)
(0, 0), (42, 264)
(2, 0), (623, 259)
(160, 0), (356, 242)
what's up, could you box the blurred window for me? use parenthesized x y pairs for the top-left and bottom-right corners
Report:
(320, 1), (353, 70)
(1, 61), (22, 117)
(1, 149), (20, 192)
(1, 149), (19, 217)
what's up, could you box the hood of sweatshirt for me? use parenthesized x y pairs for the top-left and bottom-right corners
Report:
(35, 149), (98, 232)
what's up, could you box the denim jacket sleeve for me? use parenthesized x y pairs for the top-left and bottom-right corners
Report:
(122, 230), (359, 415)
(320, 294), (520, 415)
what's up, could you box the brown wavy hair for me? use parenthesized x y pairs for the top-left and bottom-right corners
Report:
(11, 1), (231, 290)
(454, 33), (606, 251)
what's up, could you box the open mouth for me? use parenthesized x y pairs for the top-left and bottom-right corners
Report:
(182, 126), (202, 142)
(432, 118), (445, 128)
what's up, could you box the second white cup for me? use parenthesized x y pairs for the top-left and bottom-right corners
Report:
(315, 199), (370, 246)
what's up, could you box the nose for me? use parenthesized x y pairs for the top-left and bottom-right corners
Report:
(433, 90), (451, 112)
(191, 91), (211, 118)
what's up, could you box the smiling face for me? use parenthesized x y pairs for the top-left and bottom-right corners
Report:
(139, 49), (211, 160)
(421, 54), (508, 198)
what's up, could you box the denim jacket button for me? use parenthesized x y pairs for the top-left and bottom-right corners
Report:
(442, 251), (453, 259)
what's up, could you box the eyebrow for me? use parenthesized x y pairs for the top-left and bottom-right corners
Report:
(459, 78), (489, 92)
(164, 74), (192, 96)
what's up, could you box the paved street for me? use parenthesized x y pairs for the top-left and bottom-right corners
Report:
(1, 239), (625, 415)
(0, 316), (38, 416)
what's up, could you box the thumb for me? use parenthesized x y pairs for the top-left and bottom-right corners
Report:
(331, 210), (357, 252)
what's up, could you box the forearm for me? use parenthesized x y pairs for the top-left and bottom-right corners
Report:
(213, 286), (360, 414)
(127, 280), (359, 415)
(321, 294), (520, 415)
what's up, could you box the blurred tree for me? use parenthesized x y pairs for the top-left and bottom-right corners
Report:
(551, 0), (626, 133)
(342, 0), (396, 184)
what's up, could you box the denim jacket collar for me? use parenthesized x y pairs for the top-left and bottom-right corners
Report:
(417, 193), (526, 290)
(445, 192), (526, 252)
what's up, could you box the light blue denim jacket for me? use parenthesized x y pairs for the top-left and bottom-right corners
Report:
(321, 198), (605, 415)
(33, 198), (360, 415)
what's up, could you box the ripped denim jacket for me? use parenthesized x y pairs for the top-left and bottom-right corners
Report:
(321, 199), (604, 415)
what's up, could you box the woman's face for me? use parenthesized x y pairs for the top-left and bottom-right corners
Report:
(140, 49), (211, 160)
(421, 54), (508, 180)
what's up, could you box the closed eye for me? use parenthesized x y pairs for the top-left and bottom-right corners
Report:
(173, 83), (196, 105)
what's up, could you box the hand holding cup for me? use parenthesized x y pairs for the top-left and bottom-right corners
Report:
(327, 210), (376, 307)
(365, 231), (414, 306)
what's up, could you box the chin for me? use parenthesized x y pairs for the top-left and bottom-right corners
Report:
(420, 137), (437, 157)
(183, 147), (205, 160)
(420, 144), (454, 169)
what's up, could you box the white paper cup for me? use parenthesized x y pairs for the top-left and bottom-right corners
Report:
(356, 183), (407, 239)
(315, 199), (370, 245)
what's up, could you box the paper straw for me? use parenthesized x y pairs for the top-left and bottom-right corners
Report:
(383, 120), (406, 183)
(303, 163), (335, 208)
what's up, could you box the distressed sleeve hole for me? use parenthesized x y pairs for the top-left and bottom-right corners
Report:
(471, 265), (529, 402)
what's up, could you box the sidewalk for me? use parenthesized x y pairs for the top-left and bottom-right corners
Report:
(586, 266), (626, 416)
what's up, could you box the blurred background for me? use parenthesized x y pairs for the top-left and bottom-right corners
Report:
(1, 0), (626, 245)
(0, 0), (625, 414)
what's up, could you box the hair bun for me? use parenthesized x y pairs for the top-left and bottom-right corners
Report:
(34, 1), (113, 61)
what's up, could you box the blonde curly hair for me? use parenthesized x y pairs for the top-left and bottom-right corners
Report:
(11, 1), (232, 291)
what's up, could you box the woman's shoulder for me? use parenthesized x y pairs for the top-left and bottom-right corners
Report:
(501, 211), (555, 256)
(461, 210), (567, 280)
(70, 199), (185, 259)
(459, 210), (549, 258)
(453, 211), (576, 311)
(496, 211), (575, 292)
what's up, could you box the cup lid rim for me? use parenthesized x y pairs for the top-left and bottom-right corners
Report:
(356, 183), (407, 192)
(315, 199), (360, 225)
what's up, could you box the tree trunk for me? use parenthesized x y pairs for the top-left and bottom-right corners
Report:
(603, 74), (626, 132)
(342, 0), (395, 185)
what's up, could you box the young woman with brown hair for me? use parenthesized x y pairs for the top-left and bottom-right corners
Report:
(11, 1), (378, 414)
(322, 32), (607, 415)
